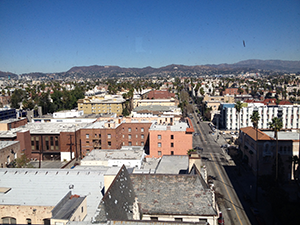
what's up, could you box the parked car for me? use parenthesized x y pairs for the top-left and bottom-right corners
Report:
(230, 132), (234, 135)
(194, 146), (203, 151)
(193, 133), (200, 136)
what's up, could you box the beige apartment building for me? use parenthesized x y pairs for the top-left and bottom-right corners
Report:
(77, 95), (126, 115)
(203, 94), (235, 103)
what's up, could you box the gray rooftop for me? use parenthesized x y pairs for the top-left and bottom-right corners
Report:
(82, 146), (145, 162)
(0, 141), (19, 149)
(155, 155), (189, 174)
(133, 105), (177, 113)
(264, 131), (300, 140)
(0, 118), (25, 124)
(0, 167), (108, 221)
(130, 174), (217, 216)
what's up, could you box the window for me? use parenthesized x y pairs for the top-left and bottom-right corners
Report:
(171, 151), (174, 155)
(175, 218), (182, 221)
(26, 218), (32, 225)
(171, 143), (174, 147)
(45, 137), (49, 150)
(108, 134), (111, 139)
(141, 142), (144, 146)
(158, 142), (162, 147)
(158, 151), (161, 156)
(150, 217), (158, 221)
(128, 128), (131, 132)
(136, 134), (138, 138)
(141, 127), (144, 132)
(128, 134), (131, 139)
(171, 135), (174, 139)
(2, 217), (16, 224)
(86, 141), (89, 144)
(81, 206), (84, 213)
(129, 142), (132, 146)
(122, 134), (125, 138)
(108, 141), (111, 147)
(136, 128), (138, 131)
(158, 135), (161, 139)
(141, 134), (144, 139)
(86, 134), (89, 139)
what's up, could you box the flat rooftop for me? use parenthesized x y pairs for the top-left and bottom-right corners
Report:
(150, 120), (189, 131)
(155, 155), (189, 174)
(264, 130), (300, 140)
(0, 167), (108, 221)
(82, 146), (145, 162)
(0, 118), (26, 124)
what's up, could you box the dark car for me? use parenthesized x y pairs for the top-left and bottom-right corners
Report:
(194, 146), (203, 151)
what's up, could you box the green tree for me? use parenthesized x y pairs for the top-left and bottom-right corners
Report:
(268, 117), (283, 181)
(11, 89), (26, 109)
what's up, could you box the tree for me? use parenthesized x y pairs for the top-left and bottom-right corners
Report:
(268, 117), (283, 182)
(122, 108), (130, 117)
(235, 101), (243, 136)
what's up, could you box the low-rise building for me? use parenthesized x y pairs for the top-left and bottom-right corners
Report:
(0, 141), (20, 168)
(78, 95), (126, 115)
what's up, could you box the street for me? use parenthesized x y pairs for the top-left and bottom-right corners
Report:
(190, 110), (252, 225)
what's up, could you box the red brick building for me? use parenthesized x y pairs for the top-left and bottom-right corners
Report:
(147, 90), (175, 99)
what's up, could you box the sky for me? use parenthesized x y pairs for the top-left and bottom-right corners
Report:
(0, 0), (299, 74)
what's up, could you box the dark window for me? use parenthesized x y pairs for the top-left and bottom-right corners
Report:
(171, 143), (174, 147)
(171, 135), (174, 139)
(150, 217), (158, 221)
(36, 141), (39, 150)
(175, 218), (182, 221)
(26, 218), (31, 225)
(171, 151), (174, 155)
(50, 137), (54, 146)
(2, 217), (16, 224)
(108, 141), (111, 147)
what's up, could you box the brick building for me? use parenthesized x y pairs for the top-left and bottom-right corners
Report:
(147, 90), (175, 99)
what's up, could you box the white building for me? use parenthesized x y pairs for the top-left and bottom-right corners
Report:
(220, 102), (300, 130)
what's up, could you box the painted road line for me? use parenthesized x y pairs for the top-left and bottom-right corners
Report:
(210, 153), (243, 225)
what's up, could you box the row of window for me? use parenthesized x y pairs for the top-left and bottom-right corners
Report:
(158, 142), (174, 148)
(31, 136), (59, 151)
(157, 150), (174, 156)
(158, 134), (174, 139)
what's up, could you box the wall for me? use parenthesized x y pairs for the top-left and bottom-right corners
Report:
(149, 129), (193, 158)
(0, 205), (52, 225)
(0, 142), (20, 168)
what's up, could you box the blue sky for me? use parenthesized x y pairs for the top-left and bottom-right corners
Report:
(0, 0), (299, 74)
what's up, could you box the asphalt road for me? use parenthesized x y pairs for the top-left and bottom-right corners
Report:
(190, 110), (251, 225)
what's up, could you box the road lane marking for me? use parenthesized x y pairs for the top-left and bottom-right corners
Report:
(210, 153), (243, 225)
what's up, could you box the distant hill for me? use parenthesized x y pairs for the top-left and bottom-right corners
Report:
(207, 59), (300, 72)
(1, 59), (299, 79)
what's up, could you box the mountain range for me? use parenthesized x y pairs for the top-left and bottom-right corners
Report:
(1, 59), (300, 78)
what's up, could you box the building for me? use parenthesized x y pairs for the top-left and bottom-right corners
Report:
(0, 141), (20, 168)
(132, 105), (182, 117)
(0, 108), (16, 121)
(0, 167), (108, 224)
(0, 118), (27, 131)
(77, 95), (126, 115)
(220, 101), (300, 130)
(203, 94), (235, 103)
(147, 90), (175, 99)
(239, 127), (300, 181)
(53, 110), (84, 118)
(148, 118), (194, 158)
(80, 146), (145, 169)
(136, 99), (178, 108)
(94, 165), (218, 224)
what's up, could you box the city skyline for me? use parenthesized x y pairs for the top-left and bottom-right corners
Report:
(1, 0), (299, 74)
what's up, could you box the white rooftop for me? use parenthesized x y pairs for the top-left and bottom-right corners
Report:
(150, 120), (189, 131)
(264, 130), (300, 140)
(0, 167), (108, 221)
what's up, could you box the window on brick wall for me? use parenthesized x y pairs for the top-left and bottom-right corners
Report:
(108, 141), (111, 147)
(128, 134), (131, 139)
(128, 128), (131, 132)
(158, 142), (162, 147)
(171, 135), (174, 139)
(158, 151), (161, 156)
(141, 127), (144, 132)
(171, 143), (174, 147)
(129, 142), (132, 146)
(171, 151), (174, 155)
(158, 135), (161, 139)
(86, 134), (89, 139)
(141, 134), (144, 139)
(108, 134), (111, 139)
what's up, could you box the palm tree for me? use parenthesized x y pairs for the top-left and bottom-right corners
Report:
(251, 109), (260, 202)
(235, 101), (243, 136)
(268, 117), (283, 181)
